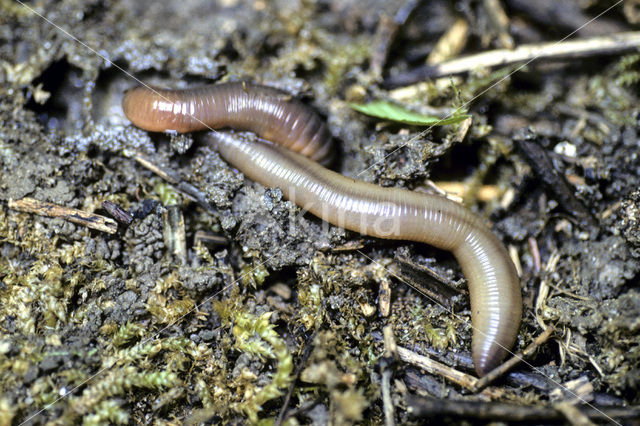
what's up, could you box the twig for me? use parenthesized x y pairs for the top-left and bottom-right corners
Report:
(553, 402), (596, 426)
(426, 18), (469, 65)
(385, 31), (640, 87)
(398, 328), (556, 396)
(505, 0), (626, 37)
(482, 0), (513, 49)
(8, 197), (117, 234)
(370, 0), (422, 79)
(405, 394), (640, 422)
(397, 346), (478, 391)
(514, 130), (596, 228)
(381, 326), (397, 426)
(433, 181), (500, 203)
(194, 230), (228, 246)
(394, 252), (464, 310)
(473, 326), (555, 391)
(162, 206), (187, 264)
(135, 153), (216, 213)
(135, 154), (179, 183)
(102, 200), (133, 225)
(550, 376), (593, 404)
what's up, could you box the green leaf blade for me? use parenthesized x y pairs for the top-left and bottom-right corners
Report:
(349, 100), (470, 126)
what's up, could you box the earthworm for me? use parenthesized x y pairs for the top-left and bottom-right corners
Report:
(122, 82), (522, 376)
(122, 81), (334, 164)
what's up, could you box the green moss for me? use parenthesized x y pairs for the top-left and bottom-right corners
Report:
(110, 322), (147, 348)
(241, 260), (270, 288)
(147, 297), (196, 324)
(70, 367), (180, 416)
(219, 307), (294, 423)
(83, 400), (129, 426)
(154, 182), (180, 206)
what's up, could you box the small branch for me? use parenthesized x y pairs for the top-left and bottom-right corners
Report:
(162, 205), (187, 265)
(385, 31), (640, 87)
(397, 346), (478, 391)
(482, 0), (513, 49)
(8, 197), (117, 234)
(135, 153), (216, 213)
(515, 131), (596, 228)
(102, 200), (134, 225)
(406, 394), (640, 423)
(398, 328), (556, 395)
(135, 154), (179, 183)
(473, 326), (555, 392)
(394, 252), (464, 310)
(193, 230), (228, 246)
(382, 326), (397, 426)
(426, 18), (469, 65)
(554, 402), (596, 426)
(433, 181), (500, 203)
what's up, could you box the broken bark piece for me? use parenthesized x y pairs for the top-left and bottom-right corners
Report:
(162, 205), (187, 264)
(514, 130), (596, 228)
(102, 200), (134, 225)
(406, 393), (640, 422)
(395, 250), (464, 310)
(9, 197), (118, 234)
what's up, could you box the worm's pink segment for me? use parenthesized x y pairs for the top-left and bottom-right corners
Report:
(122, 82), (333, 164)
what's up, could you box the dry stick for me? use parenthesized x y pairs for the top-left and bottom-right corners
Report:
(381, 326), (397, 426)
(385, 31), (640, 87)
(405, 394), (640, 422)
(433, 181), (500, 203)
(135, 153), (216, 213)
(396, 346), (479, 391)
(162, 206), (187, 265)
(8, 197), (118, 234)
(194, 230), (228, 246)
(473, 326), (556, 392)
(397, 327), (556, 395)
(426, 18), (469, 65)
(482, 0), (514, 49)
(554, 402), (597, 426)
(369, 0), (422, 79)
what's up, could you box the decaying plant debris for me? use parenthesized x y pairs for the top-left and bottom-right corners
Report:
(0, 0), (639, 424)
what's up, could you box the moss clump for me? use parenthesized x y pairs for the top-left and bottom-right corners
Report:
(82, 399), (129, 426)
(214, 302), (294, 423)
(614, 53), (640, 87)
(70, 367), (180, 417)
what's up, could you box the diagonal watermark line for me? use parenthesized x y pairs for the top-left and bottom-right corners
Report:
(354, 0), (625, 179)
(18, 251), (276, 425)
(357, 250), (622, 426)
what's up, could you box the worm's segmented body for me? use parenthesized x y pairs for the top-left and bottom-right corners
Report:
(123, 81), (522, 376)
